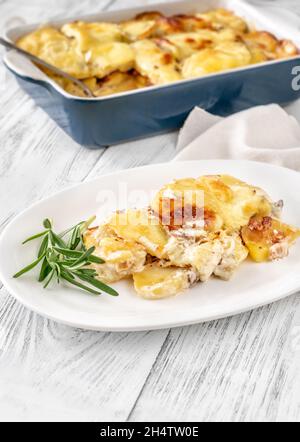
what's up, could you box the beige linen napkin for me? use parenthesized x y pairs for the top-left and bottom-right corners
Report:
(174, 104), (300, 171)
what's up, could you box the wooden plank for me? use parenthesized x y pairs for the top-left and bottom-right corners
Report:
(0, 285), (168, 421)
(129, 296), (300, 422)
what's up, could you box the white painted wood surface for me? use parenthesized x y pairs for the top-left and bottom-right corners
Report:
(0, 0), (300, 422)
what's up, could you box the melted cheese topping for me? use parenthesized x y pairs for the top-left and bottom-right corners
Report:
(108, 209), (169, 259)
(241, 215), (300, 262)
(81, 174), (299, 298)
(87, 41), (135, 78)
(151, 174), (274, 232)
(61, 21), (122, 51)
(197, 175), (273, 229)
(133, 263), (192, 299)
(182, 42), (252, 78)
(16, 8), (299, 97)
(132, 40), (181, 85)
(165, 28), (237, 60)
(196, 8), (249, 32)
(17, 27), (89, 79)
(83, 226), (147, 283)
(120, 20), (156, 41)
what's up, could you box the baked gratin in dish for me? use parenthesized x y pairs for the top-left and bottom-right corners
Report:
(17, 8), (299, 98)
(82, 175), (300, 300)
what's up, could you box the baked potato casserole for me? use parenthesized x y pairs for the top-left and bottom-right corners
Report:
(17, 8), (299, 97)
(82, 175), (300, 299)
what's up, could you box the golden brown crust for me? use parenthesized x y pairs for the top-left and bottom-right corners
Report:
(83, 175), (299, 298)
(16, 8), (299, 97)
(241, 215), (300, 262)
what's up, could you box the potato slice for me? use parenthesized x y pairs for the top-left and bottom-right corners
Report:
(108, 209), (169, 259)
(133, 263), (193, 299)
(182, 41), (251, 78)
(17, 27), (90, 79)
(61, 21), (122, 51)
(197, 175), (273, 230)
(87, 42), (135, 78)
(276, 40), (299, 59)
(197, 8), (248, 33)
(241, 215), (300, 262)
(91, 71), (149, 97)
(244, 31), (278, 54)
(165, 28), (236, 60)
(135, 12), (164, 22)
(50, 71), (149, 97)
(136, 14), (206, 37)
(188, 239), (224, 282)
(164, 229), (248, 281)
(83, 226), (146, 283)
(132, 40), (181, 85)
(214, 232), (248, 280)
(170, 14), (207, 33)
(151, 175), (273, 233)
(151, 177), (223, 234)
(120, 20), (156, 41)
(135, 13), (182, 36)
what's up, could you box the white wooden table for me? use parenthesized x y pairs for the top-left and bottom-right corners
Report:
(1, 0), (300, 422)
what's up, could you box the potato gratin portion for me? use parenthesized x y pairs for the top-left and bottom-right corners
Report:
(17, 8), (299, 97)
(82, 175), (300, 300)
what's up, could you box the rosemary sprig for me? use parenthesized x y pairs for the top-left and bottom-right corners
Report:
(13, 218), (119, 297)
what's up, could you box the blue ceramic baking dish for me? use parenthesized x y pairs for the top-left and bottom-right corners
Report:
(3, 0), (300, 148)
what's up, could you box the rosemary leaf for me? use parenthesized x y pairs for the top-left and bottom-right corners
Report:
(75, 272), (119, 297)
(14, 218), (119, 297)
(43, 269), (55, 289)
(22, 230), (48, 245)
(38, 257), (52, 282)
(87, 255), (105, 264)
(53, 247), (104, 264)
(59, 267), (75, 280)
(13, 253), (45, 278)
(50, 231), (67, 248)
(76, 269), (98, 277)
(43, 219), (52, 229)
(38, 235), (49, 258)
(69, 225), (81, 250)
(61, 270), (102, 296)
(59, 222), (83, 239)
(67, 247), (96, 268)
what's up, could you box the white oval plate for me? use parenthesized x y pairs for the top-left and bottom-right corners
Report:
(1, 160), (300, 331)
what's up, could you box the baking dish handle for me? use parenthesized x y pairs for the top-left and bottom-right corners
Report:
(3, 50), (61, 93)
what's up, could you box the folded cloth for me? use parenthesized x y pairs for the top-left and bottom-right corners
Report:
(174, 104), (300, 171)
